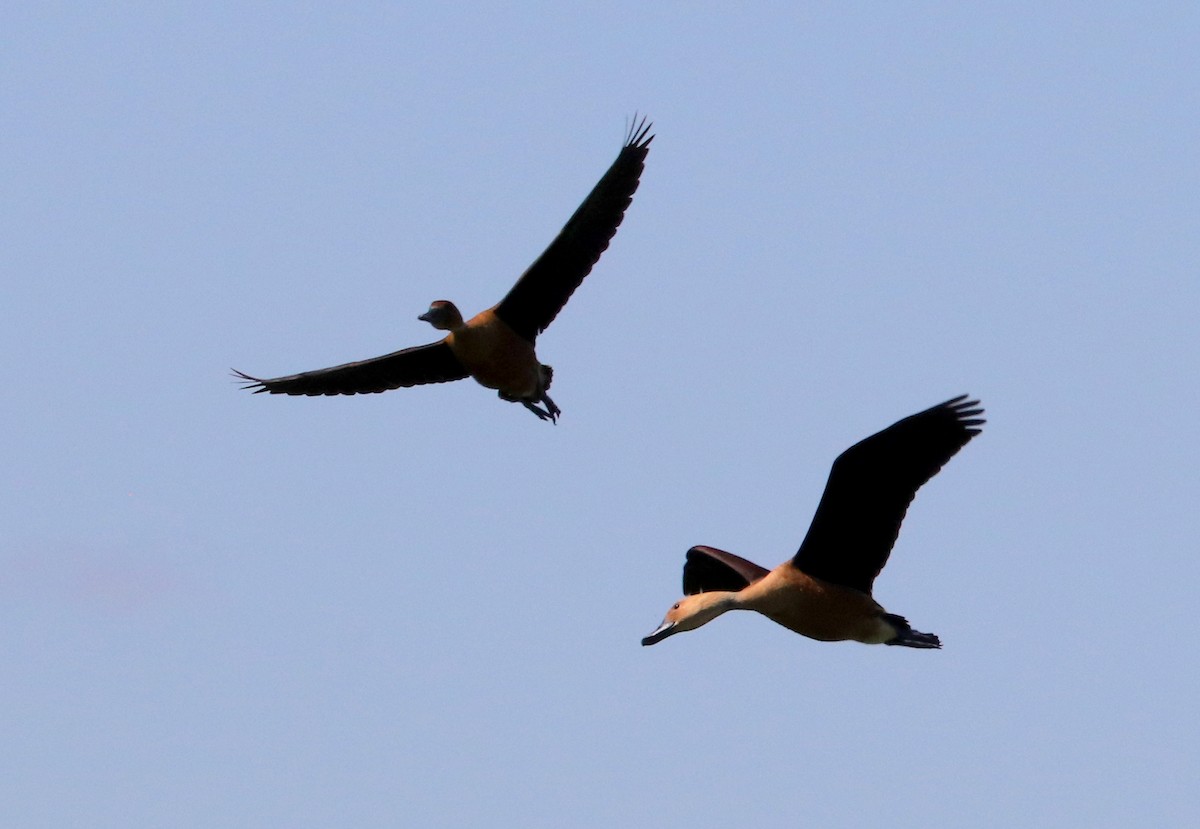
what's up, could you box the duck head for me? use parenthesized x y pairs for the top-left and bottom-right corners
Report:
(642, 591), (736, 646)
(418, 300), (464, 331)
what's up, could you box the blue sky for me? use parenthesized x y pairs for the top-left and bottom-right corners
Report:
(2, 3), (1197, 827)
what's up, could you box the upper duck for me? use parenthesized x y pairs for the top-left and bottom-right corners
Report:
(234, 117), (654, 423)
(643, 395), (984, 649)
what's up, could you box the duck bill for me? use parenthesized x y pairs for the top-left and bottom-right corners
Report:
(641, 620), (677, 646)
(417, 311), (433, 322)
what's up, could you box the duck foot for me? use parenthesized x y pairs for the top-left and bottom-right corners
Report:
(521, 400), (558, 423)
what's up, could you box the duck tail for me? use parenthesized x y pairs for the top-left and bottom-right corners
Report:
(882, 614), (941, 649)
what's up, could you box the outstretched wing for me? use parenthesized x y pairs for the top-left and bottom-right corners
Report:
(493, 116), (654, 343)
(683, 545), (771, 595)
(791, 395), (985, 594)
(234, 340), (468, 396)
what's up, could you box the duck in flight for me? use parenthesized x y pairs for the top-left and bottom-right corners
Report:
(234, 117), (654, 423)
(642, 395), (984, 649)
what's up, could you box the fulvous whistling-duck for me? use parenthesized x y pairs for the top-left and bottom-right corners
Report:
(234, 117), (654, 423)
(642, 395), (985, 649)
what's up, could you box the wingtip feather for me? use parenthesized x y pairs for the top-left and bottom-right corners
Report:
(943, 394), (986, 427)
(624, 113), (654, 149)
(230, 368), (268, 393)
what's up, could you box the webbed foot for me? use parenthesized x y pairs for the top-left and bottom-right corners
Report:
(521, 400), (557, 423)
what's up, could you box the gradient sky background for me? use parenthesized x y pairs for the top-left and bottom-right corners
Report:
(3, 3), (1197, 827)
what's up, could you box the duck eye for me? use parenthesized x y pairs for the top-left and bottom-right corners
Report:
(672, 602), (681, 610)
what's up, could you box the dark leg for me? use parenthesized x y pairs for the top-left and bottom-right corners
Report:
(521, 400), (556, 422)
(541, 393), (561, 422)
(499, 390), (558, 424)
(882, 613), (941, 649)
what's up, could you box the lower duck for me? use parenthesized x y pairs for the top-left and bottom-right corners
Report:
(642, 395), (984, 649)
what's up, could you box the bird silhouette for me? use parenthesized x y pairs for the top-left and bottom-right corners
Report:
(235, 117), (653, 423)
(643, 396), (984, 648)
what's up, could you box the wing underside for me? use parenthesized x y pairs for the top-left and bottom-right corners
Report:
(791, 395), (985, 594)
(493, 117), (654, 343)
(683, 545), (771, 595)
(234, 340), (469, 396)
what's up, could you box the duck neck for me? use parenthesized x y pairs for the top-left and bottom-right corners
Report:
(701, 590), (746, 623)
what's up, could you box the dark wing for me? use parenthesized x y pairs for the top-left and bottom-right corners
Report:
(683, 545), (771, 595)
(791, 395), (985, 594)
(493, 116), (654, 343)
(233, 340), (468, 396)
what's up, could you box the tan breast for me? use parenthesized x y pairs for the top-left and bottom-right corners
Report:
(741, 565), (889, 643)
(446, 308), (541, 396)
